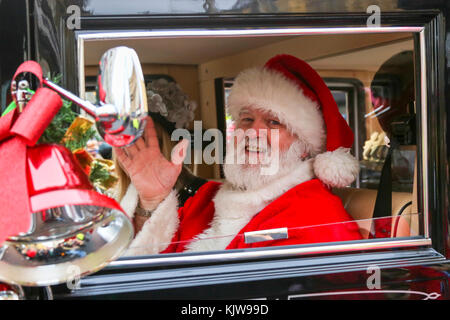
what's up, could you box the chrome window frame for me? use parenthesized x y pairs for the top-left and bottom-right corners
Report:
(76, 26), (431, 267)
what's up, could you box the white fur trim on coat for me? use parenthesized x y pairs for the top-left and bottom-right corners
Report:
(227, 67), (326, 155)
(124, 189), (180, 256)
(313, 147), (360, 188)
(185, 159), (315, 252)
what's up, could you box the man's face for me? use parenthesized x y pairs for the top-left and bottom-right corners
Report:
(224, 107), (307, 190)
(235, 107), (298, 162)
(224, 106), (315, 190)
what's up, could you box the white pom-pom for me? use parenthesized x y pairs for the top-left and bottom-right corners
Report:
(313, 147), (359, 188)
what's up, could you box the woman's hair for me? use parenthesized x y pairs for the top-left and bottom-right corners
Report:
(113, 120), (177, 202)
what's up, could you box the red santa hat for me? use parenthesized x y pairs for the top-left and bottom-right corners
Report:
(227, 54), (359, 188)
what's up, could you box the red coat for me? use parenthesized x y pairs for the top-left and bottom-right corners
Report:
(162, 179), (362, 253)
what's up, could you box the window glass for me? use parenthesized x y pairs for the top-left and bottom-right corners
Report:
(123, 213), (422, 255)
(331, 90), (349, 122)
(82, 31), (422, 258)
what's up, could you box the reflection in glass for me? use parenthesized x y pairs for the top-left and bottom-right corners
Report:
(122, 213), (421, 255)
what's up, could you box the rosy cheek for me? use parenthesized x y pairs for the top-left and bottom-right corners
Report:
(268, 135), (282, 152)
(272, 133), (296, 152)
(266, 129), (277, 143)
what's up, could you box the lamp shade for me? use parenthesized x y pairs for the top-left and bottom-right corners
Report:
(0, 143), (134, 286)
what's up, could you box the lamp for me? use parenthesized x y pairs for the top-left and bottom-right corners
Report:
(0, 47), (147, 286)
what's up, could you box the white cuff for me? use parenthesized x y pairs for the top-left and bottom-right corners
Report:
(124, 190), (180, 256)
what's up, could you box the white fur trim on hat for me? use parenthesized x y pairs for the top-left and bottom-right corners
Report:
(313, 147), (360, 188)
(124, 190), (180, 256)
(227, 67), (326, 155)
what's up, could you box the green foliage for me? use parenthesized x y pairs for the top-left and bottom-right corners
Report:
(38, 73), (98, 149)
(38, 73), (77, 145)
(47, 72), (62, 85)
(38, 98), (77, 145)
(64, 126), (97, 152)
(89, 161), (111, 185)
(36, 73), (114, 191)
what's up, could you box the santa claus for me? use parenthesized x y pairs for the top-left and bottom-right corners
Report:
(115, 54), (362, 256)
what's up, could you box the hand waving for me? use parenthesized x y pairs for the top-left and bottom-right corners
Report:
(114, 117), (189, 210)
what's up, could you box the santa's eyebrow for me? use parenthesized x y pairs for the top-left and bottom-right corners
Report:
(238, 108), (252, 116)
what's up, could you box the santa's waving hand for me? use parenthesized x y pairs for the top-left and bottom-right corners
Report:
(114, 117), (189, 216)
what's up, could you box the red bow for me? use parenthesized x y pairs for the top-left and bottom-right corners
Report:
(0, 61), (62, 244)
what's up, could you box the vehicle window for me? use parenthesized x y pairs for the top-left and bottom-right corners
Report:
(80, 30), (423, 259)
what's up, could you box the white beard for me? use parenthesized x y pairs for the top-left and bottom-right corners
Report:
(223, 139), (309, 191)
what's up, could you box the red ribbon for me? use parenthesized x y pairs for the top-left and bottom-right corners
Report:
(0, 61), (62, 245)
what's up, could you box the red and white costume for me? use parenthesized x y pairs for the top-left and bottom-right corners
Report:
(122, 54), (362, 256)
(124, 160), (361, 255)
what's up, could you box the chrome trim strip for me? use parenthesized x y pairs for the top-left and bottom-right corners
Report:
(43, 286), (53, 300)
(77, 27), (424, 42)
(108, 238), (432, 268)
(77, 35), (85, 100)
(244, 227), (288, 244)
(419, 30), (429, 238)
(287, 290), (441, 300)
